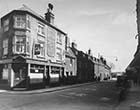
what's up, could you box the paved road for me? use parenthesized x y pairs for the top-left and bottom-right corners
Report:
(0, 81), (119, 110)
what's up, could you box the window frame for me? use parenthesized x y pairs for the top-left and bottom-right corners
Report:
(56, 47), (62, 61)
(37, 23), (45, 36)
(13, 35), (26, 54)
(57, 31), (62, 44)
(14, 15), (26, 29)
(3, 19), (9, 32)
(36, 40), (45, 58)
(2, 39), (8, 55)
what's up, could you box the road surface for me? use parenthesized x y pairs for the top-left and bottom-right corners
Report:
(0, 81), (119, 110)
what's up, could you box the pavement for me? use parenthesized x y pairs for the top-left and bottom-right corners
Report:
(0, 82), (96, 95)
(114, 83), (140, 110)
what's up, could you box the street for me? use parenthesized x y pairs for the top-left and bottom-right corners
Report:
(0, 81), (121, 110)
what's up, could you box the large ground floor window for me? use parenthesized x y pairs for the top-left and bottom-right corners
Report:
(29, 64), (44, 84)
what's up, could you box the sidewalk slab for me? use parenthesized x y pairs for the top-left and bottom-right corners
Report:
(130, 101), (140, 110)
(114, 85), (140, 110)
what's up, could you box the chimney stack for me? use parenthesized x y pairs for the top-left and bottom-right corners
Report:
(45, 3), (55, 24)
(71, 42), (77, 49)
(88, 49), (91, 55)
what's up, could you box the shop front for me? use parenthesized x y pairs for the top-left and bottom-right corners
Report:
(0, 56), (65, 90)
(0, 62), (28, 90)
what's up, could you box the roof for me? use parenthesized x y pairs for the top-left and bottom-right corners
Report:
(1, 4), (66, 35)
(126, 50), (140, 70)
(18, 4), (45, 21)
(65, 48), (76, 59)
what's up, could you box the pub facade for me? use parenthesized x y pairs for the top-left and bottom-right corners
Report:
(0, 4), (66, 90)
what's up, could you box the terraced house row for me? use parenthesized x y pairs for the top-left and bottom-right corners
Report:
(0, 4), (111, 90)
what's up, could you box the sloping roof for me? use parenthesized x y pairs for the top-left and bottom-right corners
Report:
(9, 4), (66, 35)
(65, 48), (76, 59)
(127, 50), (140, 70)
(18, 4), (44, 20)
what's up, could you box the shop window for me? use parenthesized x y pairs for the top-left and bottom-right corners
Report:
(51, 67), (60, 74)
(30, 64), (44, 73)
(57, 32), (62, 44)
(2, 39), (8, 55)
(37, 23), (45, 36)
(14, 15), (26, 29)
(3, 19), (9, 32)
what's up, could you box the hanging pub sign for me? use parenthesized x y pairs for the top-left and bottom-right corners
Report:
(34, 44), (41, 55)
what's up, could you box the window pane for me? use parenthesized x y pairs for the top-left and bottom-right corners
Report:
(26, 36), (30, 53)
(26, 15), (30, 29)
(57, 32), (62, 44)
(15, 36), (26, 53)
(3, 39), (8, 55)
(38, 24), (45, 35)
(40, 43), (45, 56)
(56, 48), (62, 61)
(14, 16), (26, 28)
(3, 19), (9, 32)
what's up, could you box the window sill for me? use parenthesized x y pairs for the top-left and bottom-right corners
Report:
(13, 52), (30, 56)
(56, 60), (62, 63)
(37, 33), (45, 38)
(37, 55), (45, 59)
(14, 27), (26, 29)
(56, 41), (62, 45)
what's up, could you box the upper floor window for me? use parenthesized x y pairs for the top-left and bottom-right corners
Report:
(3, 19), (9, 32)
(57, 32), (62, 44)
(13, 35), (26, 54)
(38, 41), (45, 57)
(2, 39), (8, 55)
(56, 47), (62, 61)
(37, 23), (45, 36)
(15, 36), (26, 53)
(14, 15), (26, 29)
(26, 36), (30, 53)
(26, 15), (30, 29)
(34, 41), (45, 57)
(70, 59), (73, 66)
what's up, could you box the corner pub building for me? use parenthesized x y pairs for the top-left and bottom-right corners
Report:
(0, 4), (66, 90)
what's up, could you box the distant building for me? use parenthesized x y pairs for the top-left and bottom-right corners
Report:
(0, 4), (66, 89)
(93, 57), (111, 81)
(64, 36), (77, 84)
(71, 43), (95, 83)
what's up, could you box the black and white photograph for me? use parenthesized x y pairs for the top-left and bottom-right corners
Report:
(0, 0), (139, 110)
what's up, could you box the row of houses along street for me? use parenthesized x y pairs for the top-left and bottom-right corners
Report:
(0, 4), (111, 90)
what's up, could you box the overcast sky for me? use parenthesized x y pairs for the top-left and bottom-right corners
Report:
(0, 0), (137, 72)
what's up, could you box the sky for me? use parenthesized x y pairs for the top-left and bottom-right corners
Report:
(0, 0), (138, 72)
